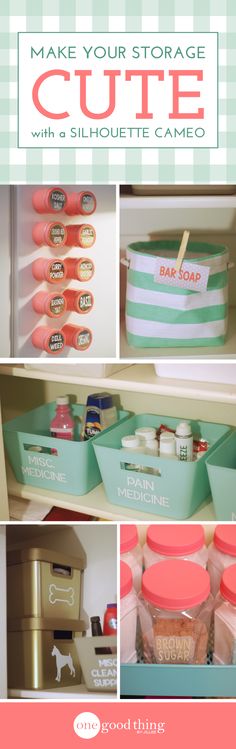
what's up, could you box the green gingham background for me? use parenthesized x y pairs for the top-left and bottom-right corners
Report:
(1, 0), (236, 184)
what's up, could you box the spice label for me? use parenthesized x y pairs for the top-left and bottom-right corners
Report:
(154, 257), (210, 292)
(82, 194), (96, 213)
(79, 260), (94, 281)
(50, 296), (65, 316)
(79, 293), (93, 312)
(155, 635), (195, 663)
(49, 261), (65, 281)
(49, 190), (66, 212)
(77, 329), (92, 349)
(49, 223), (66, 245)
(81, 226), (95, 247)
(48, 331), (64, 352)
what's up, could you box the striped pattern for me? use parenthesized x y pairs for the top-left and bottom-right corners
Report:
(125, 241), (229, 348)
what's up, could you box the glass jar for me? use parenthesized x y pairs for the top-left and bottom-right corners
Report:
(120, 561), (137, 663)
(138, 559), (213, 664)
(143, 524), (207, 570)
(214, 564), (236, 664)
(208, 525), (236, 597)
(120, 525), (143, 593)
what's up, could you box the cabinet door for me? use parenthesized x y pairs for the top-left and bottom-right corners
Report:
(0, 526), (7, 697)
(0, 402), (9, 520)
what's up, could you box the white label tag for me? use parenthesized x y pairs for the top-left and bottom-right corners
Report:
(154, 257), (210, 292)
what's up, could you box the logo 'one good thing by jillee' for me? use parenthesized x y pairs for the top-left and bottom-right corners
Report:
(73, 713), (166, 739)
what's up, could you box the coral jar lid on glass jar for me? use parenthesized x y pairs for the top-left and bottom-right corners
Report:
(120, 525), (142, 593)
(139, 559), (212, 665)
(214, 564), (236, 665)
(143, 524), (207, 570)
(208, 525), (236, 597)
(120, 561), (137, 664)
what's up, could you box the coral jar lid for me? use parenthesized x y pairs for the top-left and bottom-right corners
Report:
(120, 561), (133, 599)
(141, 559), (210, 610)
(146, 524), (205, 556)
(214, 526), (236, 556)
(120, 525), (138, 554)
(220, 564), (236, 606)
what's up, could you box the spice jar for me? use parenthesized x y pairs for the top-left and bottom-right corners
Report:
(63, 289), (94, 314)
(64, 257), (95, 282)
(214, 564), (236, 664)
(31, 327), (65, 354)
(32, 187), (68, 214)
(65, 191), (97, 216)
(120, 561), (137, 664)
(62, 324), (92, 351)
(65, 224), (96, 249)
(120, 525), (143, 593)
(32, 221), (67, 248)
(32, 258), (67, 284)
(32, 291), (67, 319)
(138, 559), (212, 664)
(208, 525), (236, 597)
(143, 525), (207, 570)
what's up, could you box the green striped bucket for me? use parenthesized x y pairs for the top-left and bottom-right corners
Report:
(125, 240), (229, 348)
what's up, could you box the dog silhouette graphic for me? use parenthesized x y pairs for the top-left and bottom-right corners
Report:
(51, 645), (76, 682)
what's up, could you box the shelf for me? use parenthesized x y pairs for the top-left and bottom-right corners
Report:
(120, 663), (236, 698)
(0, 363), (236, 405)
(8, 685), (116, 700)
(6, 459), (216, 522)
(120, 308), (236, 360)
(120, 195), (236, 210)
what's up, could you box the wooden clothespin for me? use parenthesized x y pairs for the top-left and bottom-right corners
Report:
(175, 230), (190, 272)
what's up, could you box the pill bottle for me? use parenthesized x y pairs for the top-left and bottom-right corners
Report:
(134, 427), (158, 455)
(31, 327), (65, 354)
(32, 258), (67, 284)
(120, 435), (143, 472)
(143, 524), (207, 571)
(159, 431), (176, 458)
(208, 525), (236, 597)
(120, 561), (137, 664)
(32, 187), (67, 214)
(62, 323), (92, 351)
(138, 559), (213, 664)
(32, 221), (67, 248)
(32, 291), (67, 318)
(65, 224), (96, 249)
(65, 191), (97, 216)
(64, 257), (95, 282)
(214, 564), (236, 664)
(63, 289), (94, 314)
(120, 525), (143, 593)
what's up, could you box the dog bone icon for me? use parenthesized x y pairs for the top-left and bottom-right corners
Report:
(49, 583), (75, 606)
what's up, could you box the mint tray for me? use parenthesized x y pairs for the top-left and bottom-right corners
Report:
(93, 413), (231, 519)
(3, 402), (130, 496)
(120, 661), (236, 697)
(206, 429), (236, 520)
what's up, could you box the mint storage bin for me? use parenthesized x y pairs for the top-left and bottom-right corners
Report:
(120, 661), (236, 697)
(93, 414), (231, 519)
(3, 402), (130, 496)
(206, 430), (236, 520)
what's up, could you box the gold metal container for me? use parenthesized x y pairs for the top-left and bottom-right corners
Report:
(7, 617), (85, 690)
(7, 548), (85, 621)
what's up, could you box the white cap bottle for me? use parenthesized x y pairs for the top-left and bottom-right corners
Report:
(121, 435), (143, 472)
(159, 431), (177, 459)
(175, 421), (193, 461)
(134, 427), (158, 454)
